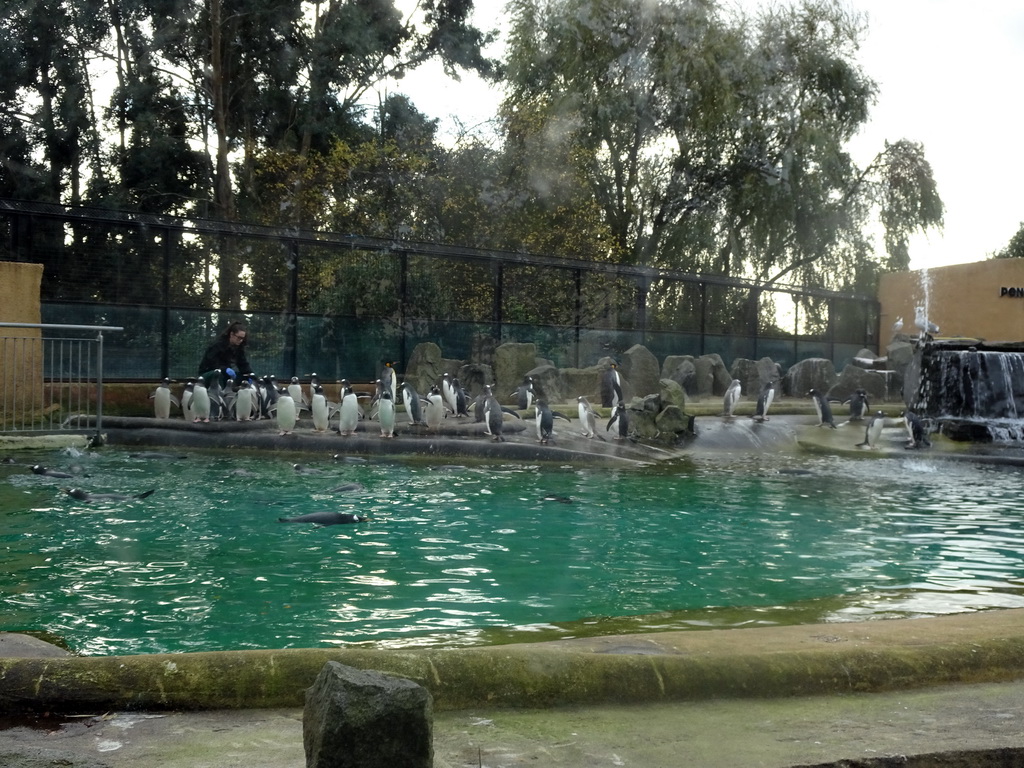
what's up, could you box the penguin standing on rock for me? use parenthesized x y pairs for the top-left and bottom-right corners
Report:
(484, 387), (505, 442)
(902, 410), (931, 449)
(311, 383), (332, 432)
(151, 378), (179, 419)
(606, 402), (629, 440)
(274, 387), (298, 435)
(534, 400), (570, 444)
(511, 376), (535, 412)
(809, 388), (837, 429)
(723, 379), (741, 418)
(425, 385), (448, 431)
(381, 362), (397, 404)
(844, 389), (870, 422)
(857, 411), (886, 449)
(601, 363), (624, 408)
(752, 380), (775, 422)
(377, 389), (396, 438)
(191, 376), (211, 423)
(401, 382), (427, 426)
(337, 382), (360, 436)
(577, 395), (599, 438)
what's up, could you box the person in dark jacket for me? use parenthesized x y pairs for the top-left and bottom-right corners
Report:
(198, 321), (252, 385)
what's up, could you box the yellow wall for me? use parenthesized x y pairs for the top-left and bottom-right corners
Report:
(0, 262), (44, 424)
(878, 259), (1024, 343)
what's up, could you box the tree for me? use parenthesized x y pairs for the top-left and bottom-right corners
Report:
(994, 223), (1024, 260)
(500, 0), (944, 304)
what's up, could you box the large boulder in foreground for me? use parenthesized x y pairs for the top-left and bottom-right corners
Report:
(304, 661), (433, 768)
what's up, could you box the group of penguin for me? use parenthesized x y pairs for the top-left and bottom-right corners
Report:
(151, 362), (635, 444)
(722, 380), (930, 450)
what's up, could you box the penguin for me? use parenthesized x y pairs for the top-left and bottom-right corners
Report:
(278, 511), (368, 526)
(311, 382), (331, 432)
(233, 378), (256, 421)
(287, 377), (305, 409)
(902, 410), (931, 449)
(400, 381), (426, 426)
(452, 377), (470, 417)
(484, 388), (505, 441)
(752, 380), (775, 422)
(600, 363), (624, 408)
(534, 400), (570, 444)
(425, 385), (447, 431)
(259, 375), (279, 419)
(274, 388), (298, 435)
(377, 389), (396, 438)
(191, 376), (211, 423)
(337, 383), (360, 436)
(380, 362), (397, 404)
(723, 379), (742, 418)
(844, 388), (869, 422)
(809, 388), (836, 428)
(510, 376), (535, 411)
(441, 374), (460, 416)
(181, 380), (196, 422)
(207, 372), (226, 421)
(66, 488), (156, 502)
(307, 373), (320, 410)
(577, 395), (599, 438)
(31, 465), (75, 479)
(150, 378), (179, 419)
(606, 402), (629, 440)
(857, 411), (886, 449)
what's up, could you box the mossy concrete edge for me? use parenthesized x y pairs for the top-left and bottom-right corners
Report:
(3, 611), (1024, 714)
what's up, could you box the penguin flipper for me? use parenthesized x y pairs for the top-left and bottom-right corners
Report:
(552, 411), (571, 422)
(500, 407), (522, 419)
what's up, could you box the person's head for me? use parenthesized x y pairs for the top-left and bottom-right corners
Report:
(223, 321), (248, 347)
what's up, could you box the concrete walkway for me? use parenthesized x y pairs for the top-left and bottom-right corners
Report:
(4, 611), (1024, 767)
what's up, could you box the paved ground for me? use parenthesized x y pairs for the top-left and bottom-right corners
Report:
(4, 613), (1024, 767)
(3, 680), (1024, 767)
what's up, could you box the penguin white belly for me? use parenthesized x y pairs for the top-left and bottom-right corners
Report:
(276, 395), (297, 434)
(338, 395), (359, 435)
(425, 394), (445, 430)
(192, 386), (211, 422)
(378, 397), (395, 437)
(234, 388), (253, 421)
(312, 395), (329, 432)
(154, 388), (172, 419)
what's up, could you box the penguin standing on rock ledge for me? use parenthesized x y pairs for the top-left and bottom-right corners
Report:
(809, 388), (837, 429)
(606, 402), (629, 440)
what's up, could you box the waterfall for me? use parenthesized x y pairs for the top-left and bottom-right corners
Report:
(911, 341), (1024, 442)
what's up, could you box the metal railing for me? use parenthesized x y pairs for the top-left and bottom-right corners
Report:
(0, 323), (122, 442)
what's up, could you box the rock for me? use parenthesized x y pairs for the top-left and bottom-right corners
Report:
(524, 363), (562, 404)
(0, 633), (71, 658)
(457, 363), (493, 399)
(784, 358), (837, 397)
(729, 357), (780, 396)
(561, 366), (602, 402)
(304, 661), (433, 768)
(0, 747), (112, 768)
(656, 405), (695, 441)
(827, 364), (889, 405)
(694, 354), (732, 397)
(494, 343), (537, 399)
(659, 378), (687, 411)
(405, 342), (444, 396)
(621, 344), (661, 399)
(662, 356), (697, 394)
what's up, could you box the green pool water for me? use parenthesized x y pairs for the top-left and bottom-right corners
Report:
(2, 447), (1024, 655)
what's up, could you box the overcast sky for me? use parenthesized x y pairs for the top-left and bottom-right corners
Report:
(394, 1), (1024, 271)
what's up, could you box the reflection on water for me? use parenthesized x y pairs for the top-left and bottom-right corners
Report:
(1, 448), (1023, 655)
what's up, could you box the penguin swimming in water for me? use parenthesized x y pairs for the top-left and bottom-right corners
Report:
(606, 402), (629, 440)
(150, 378), (179, 419)
(809, 388), (837, 428)
(31, 465), (75, 479)
(856, 410), (886, 449)
(278, 511), (368, 526)
(844, 388), (869, 422)
(752, 380), (775, 422)
(66, 487), (156, 502)
(723, 379), (741, 418)
(577, 395), (599, 438)
(601, 363), (624, 408)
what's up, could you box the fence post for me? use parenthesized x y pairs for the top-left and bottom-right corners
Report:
(96, 330), (105, 443)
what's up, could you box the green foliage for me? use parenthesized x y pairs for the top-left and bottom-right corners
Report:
(994, 223), (1024, 260)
